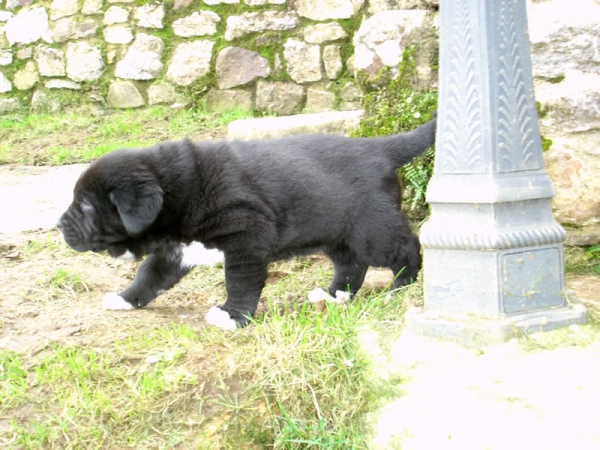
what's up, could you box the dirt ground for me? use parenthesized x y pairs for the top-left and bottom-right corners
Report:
(2, 164), (600, 449)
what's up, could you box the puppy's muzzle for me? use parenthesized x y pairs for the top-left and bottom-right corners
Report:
(57, 214), (90, 252)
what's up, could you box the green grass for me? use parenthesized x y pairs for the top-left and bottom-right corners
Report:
(0, 105), (254, 166)
(41, 268), (91, 298)
(4, 228), (418, 448)
(25, 232), (63, 254)
(0, 258), (414, 449)
(519, 322), (600, 351)
(0, 352), (29, 408)
(565, 245), (600, 276)
(0, 288), (403, 449)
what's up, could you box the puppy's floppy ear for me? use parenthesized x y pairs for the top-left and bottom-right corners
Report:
(109, 182), (163, 237)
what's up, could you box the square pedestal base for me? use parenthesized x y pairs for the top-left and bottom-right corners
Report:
(405, 304), (588, 347)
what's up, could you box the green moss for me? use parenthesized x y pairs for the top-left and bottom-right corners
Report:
(537, 101), (549, 118)
(180, 72), (218, 108)
(353, 47), (437, 136)
(152, 27), (176, 43)
(134, 0), (161, 5)
(429, 50), (440, 72)
(209, 1), (284, 15)
(50, 89), (84, 104)
(150, 4), (195, 64)
(1, 56), (29, 82)
(547, 73), (565, 84)
(338, 15), (364, 37)
(75, 74), (112, 106)
(337, 18), (361, 61)
(252, 33), (284, 64)
(536, 102), (553, 151)
(9, 89), (34, 108)
(541, 134), (553, 151)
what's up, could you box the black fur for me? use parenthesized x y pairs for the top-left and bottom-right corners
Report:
(57, 117), (436, 326)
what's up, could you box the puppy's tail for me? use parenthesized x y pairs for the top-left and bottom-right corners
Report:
(385, 114), (437, 168)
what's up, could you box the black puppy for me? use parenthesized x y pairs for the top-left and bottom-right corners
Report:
(57, 117), (436, 329)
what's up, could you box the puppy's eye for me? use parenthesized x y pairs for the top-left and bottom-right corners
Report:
(81, 200), (95, 213)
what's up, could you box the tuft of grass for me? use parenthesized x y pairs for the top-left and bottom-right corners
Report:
(519, 323), (600, 351)
(41, 268), (90, 298)
(0, 352), (29, 408)
(24, 231), (84, 263)
(565, 246), (600, 276)
(213, 106), (256, 127)
(12, 329), (204, 448)
(25, 233), (62, 254)
(238, 291), (406, 449)
(98, 119), (144, 139)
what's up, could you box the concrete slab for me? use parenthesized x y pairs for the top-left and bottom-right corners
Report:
(227, 109), (364, 140)
(0, 164), (88, 233)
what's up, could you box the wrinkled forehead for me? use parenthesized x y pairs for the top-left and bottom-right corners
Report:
(74, 167), (89, 186)
(72, 167), (106, 203)
(72, 168), (90, 198)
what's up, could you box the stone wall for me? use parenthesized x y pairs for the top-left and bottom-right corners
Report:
(0, 0), (439, 116)
(528, 0), (600, 228)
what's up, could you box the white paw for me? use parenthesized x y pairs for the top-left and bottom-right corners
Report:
(205, 306), (238, 330)
(333, 290), (351, 303)
(181, 242), (225, 268)
(115, 250), (135, 261)
(102, 292), (135, 310)
(307, 288), (350, 304)
(308, 288), (333, 303)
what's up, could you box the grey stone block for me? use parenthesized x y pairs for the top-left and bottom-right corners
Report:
(227, 110), (363, 140)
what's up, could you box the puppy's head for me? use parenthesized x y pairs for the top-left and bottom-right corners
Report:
(57, 149), (163, 258)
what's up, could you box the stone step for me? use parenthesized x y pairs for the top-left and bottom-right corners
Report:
(227, 110), (363, 141)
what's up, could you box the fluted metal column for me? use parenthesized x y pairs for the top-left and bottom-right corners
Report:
(406, 0), (587, 346)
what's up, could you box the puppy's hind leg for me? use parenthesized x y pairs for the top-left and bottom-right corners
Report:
(102, 249), (192, 310)
(309, 247), (368, 303)
(390, 233), (422, 289)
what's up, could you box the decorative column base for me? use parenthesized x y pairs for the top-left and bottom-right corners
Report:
(413, 198), (588, 347)
(406, 303), (587, 348)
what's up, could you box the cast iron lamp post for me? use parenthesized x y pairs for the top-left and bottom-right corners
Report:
(407, 0), (587, 346)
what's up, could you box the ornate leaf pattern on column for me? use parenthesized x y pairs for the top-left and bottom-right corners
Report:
(496, 0), (541, 172)
(441, 0), (484, 174)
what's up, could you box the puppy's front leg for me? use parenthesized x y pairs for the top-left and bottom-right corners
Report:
(102, 250), (191, 310)
(205, 255), (268, 329)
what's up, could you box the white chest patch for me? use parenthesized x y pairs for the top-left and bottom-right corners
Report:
(180, 241), (225, 268)
(102, 292), (135, 310)
(205, 306), (238, 330)
(116, 250), (135, 261)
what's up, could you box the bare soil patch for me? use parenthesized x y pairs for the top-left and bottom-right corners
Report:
(0, 229), (201, 353)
